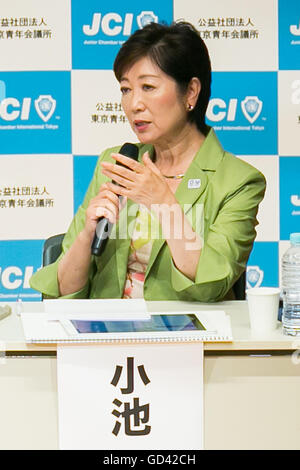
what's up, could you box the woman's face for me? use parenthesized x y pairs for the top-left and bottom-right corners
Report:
(120, 56), (189, 146)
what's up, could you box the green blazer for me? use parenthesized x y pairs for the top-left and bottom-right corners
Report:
(30, 128), (266, 302)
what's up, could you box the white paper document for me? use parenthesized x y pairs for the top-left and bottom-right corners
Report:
(21, 305), (232, 343)
(43, 298), (150, 320)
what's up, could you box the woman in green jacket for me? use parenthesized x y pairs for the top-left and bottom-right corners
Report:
(30, 22), (266, 302)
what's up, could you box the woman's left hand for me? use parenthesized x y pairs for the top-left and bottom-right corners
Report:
(100, 151), (176, 209)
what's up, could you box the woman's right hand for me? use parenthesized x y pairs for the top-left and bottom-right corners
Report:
(58, 183), (123, 296)
(81, 182), (123, 241)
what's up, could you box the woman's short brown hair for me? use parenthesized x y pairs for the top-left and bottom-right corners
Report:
(113, 21), (212, 135)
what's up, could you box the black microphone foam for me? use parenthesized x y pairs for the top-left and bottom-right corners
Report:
(91, 143), (139, 256)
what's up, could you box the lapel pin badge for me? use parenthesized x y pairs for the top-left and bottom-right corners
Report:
(188, 179), (201, 189)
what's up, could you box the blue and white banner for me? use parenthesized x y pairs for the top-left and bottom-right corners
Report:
(280, 157), (300, 240)
(0, 0), (299, 300)
(206, 72), (278, 155)
(0, 72), (71, 154)
(72, 0), (173, 69)
(0, 240), (44, 301)
(278, 0), (300, 70)
(247, 242), (279, 289)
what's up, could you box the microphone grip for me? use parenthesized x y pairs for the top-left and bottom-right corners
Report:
(90, 142), (139, 256)
(91, 216), (114, 256)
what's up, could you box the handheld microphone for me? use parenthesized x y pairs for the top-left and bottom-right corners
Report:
(91, 143), (139, 256)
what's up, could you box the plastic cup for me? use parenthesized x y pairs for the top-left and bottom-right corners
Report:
(246, 287), (281, 337)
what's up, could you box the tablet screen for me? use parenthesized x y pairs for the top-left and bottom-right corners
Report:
(70, 314), (205, 334)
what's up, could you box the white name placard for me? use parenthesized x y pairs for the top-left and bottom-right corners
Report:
(57, 342), (203, 450)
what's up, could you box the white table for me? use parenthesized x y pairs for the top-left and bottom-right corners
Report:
(0, 300), (299, 450)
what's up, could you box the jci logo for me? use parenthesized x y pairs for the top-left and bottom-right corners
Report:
(35, 95), (56, 122)
(241, 97), (263, 124)
(0, 266), (34, 290)
(0, 94), (56, 122)
(206, 96), (263, 123)
(83, 11), (158, 37)
(247, 266), (264, 288)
